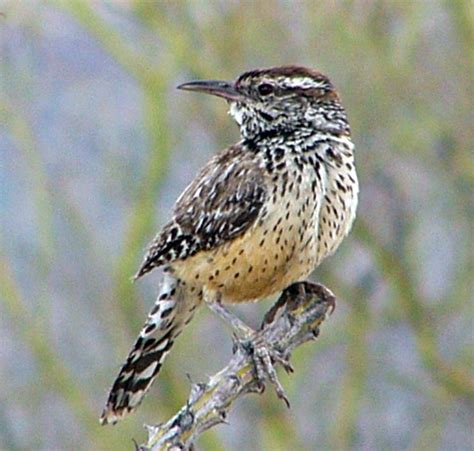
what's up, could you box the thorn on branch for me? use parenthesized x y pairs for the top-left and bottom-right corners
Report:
(140, 281), (335, 450)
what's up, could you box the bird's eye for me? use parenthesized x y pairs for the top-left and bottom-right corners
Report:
(257, 83), (274, 96)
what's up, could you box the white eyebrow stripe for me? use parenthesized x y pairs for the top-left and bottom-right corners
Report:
(280, 77), (323, 89)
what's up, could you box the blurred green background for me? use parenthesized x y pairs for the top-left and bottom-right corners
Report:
(1, 1), (473, 450)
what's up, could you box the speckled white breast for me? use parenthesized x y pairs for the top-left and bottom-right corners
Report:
(172, 136), (358, 304)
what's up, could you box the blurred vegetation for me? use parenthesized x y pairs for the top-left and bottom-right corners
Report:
(1, 1), (473, 450)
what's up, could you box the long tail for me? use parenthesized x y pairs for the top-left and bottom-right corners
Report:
(100, 273), (201, 425)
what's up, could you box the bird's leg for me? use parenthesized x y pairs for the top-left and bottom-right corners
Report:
(205, 299), (255, 337)
(205, 296), (291, 407)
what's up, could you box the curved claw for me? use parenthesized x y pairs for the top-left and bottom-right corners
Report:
(235, 333), (291, 408)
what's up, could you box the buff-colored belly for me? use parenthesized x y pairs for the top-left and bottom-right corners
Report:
(172, 153), (358, 304)
(172, 206), (319, 303)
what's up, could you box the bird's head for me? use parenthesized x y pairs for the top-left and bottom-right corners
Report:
(178, 65), (350, 140)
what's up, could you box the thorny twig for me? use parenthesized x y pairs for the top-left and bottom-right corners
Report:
(139, 281), (336, 450)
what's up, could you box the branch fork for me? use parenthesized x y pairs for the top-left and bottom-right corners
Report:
(140, 281), (336, 450)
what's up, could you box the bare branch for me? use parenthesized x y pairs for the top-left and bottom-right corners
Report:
(139, 281), (336, 450)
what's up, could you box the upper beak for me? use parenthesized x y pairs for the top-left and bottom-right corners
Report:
(177, 80), (241, 101)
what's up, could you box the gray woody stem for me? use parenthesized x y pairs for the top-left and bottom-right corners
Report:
(139, 281), (336, 450)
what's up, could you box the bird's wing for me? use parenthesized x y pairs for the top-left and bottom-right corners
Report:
(135, 143), (267, 279)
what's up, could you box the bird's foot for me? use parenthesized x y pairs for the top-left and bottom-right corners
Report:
(233, 331), (293, 407)
(205, 298), (293, 406)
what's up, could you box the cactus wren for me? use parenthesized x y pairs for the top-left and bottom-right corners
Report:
(101, 66), (358, 424)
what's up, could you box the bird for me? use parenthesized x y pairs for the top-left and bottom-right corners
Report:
(100, 65), (359, 425)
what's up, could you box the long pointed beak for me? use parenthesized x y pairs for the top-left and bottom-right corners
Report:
(177, 80), (241, 101)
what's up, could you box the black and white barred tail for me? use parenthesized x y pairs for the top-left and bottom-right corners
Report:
(100, 273), (201, 425)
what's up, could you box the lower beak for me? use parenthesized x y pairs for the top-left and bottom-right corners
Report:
(177, 80), (241, 101)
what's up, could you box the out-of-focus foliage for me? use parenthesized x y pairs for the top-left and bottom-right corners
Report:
(1, 1), (472, 450)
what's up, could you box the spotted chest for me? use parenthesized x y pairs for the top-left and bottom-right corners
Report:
(316, 138), (358, 262)
(172, 151), (326, 303)
(171, 136), (358, 304)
